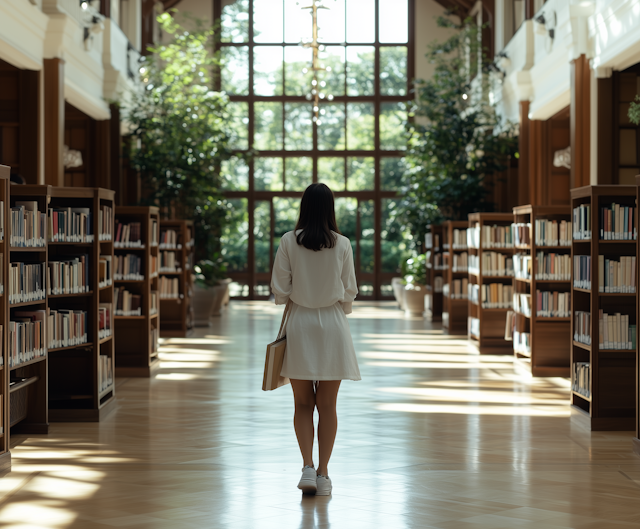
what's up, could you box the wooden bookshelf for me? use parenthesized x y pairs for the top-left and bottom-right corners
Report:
(425, 224), (443, 322)
(9, 185), (50, 435)
(0, 166), (9, 471)
(512, 205), (572, 376)
(47, 187), (116, 422)
(570, 185), (636, 431)
(159, 219), (194, 338)
(442, 220), (469, 335)
(635, 176), (640, 454)
(467, 213), (514, 354)
(114, 206), (160, 378)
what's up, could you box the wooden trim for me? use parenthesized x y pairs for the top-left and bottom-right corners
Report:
(43, 59), (65, 188)
(596, 77), (613, 185)
(519, 101), (531, 206)
(18, 70), (39, 185)
(571, 55), (591, 189)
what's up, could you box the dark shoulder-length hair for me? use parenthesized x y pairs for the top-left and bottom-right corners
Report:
(295, 183), (340, 252)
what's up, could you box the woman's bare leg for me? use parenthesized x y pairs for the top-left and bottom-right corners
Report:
(290, 379), (316, 468)
(315, 381), (341, 476)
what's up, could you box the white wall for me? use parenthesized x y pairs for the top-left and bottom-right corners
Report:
(414, 0), (457, 83)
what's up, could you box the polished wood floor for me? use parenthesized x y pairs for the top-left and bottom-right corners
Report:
(2, 301), (640, 528)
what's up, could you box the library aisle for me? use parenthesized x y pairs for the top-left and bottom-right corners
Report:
(1, 303), (640, 528)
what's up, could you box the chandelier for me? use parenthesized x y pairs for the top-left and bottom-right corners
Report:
(299, 0), (334, 125)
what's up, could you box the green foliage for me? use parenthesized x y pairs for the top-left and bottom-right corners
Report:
(630, 95), (640, 125)
(402, 254), (427, 286)
(124, 11), (246, 274)
(397, 16), (518, 251)
(194, 254), (227, 288)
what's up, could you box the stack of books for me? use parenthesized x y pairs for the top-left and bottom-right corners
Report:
(150, 292), (158, 315)
(48, 207), (93, 242)
(535, 219), (571, 246)
(99, 354), (113, 392)
(9, 310), (46, 367)
(513, 253), (532, 280)
(10, 262), (46, 304)
(48, 309), (88, 349)
(452, 252), (468, 272)
(11, 201), (46, 247)
(99, 303), (112, 339)
(573, 255), (591, 289)
(159, 276), (181, 299)
(598, 310), (636, 350)
(513, 331), (531, 354)
(159, 229), (180, 249)
(469, 283), (513, 309)
(114, 221), (143, 248)
(572, 362), (591, 398)
(597, 255), (636, 293)
(98, 204), (113, 241)
(535, 291), (571, 318)
(512, 222), (531, 246)
(114, 254), (144, 280)
(451, 229), (467, 250)
(159, 251), (181, 272)
(448, 278), (468, 299)
(99, 255), (113, 288)
(574, 311), (591, 345)
(535, 252), (570, 280)
(115, 287), (142, 316)
(151, 219), (159, 246)
(481, 225), (514, 248)
(513, 293), (532, 317)
(48, 257), (90, 295)
(599, 203), (636, 240)
(572, 204), (591, 240)
(481, 252), (513, 276)
(434, 277), (443, 293)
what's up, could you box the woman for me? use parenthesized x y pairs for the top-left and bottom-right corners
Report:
(271, 183), (360, 496)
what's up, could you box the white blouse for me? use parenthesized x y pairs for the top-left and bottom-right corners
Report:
(271, 231), (358, 314)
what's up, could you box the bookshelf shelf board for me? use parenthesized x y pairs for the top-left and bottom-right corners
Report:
(98, 336), (113, 345)
(9, 376), (40, 394)
(150, 313), (158, 319)
(114, 279), (145, 283)
(515, 278), (531, 283)
(535, 317), (571, 322)
(9, 356), (47, 371)
(514, 311), (531, 319)
(598, 239), (637, 244)
(48, 342), (93, 353)
(572, 239), (591, 243)
(9, 247), (46, 252)
(99, 284), (113, 291)
(573, 287), (591, 294)
(515, 350), (532, 359)
(572, 391), (592, 403)
(480, 247), (514, 252)
(98, 386), (115, 400)
(48, 242), (94, 247)
(48, 291), (94, 299)
(534, 279), (570, 283)
(598, 292), (636, 297)
(534, 246), (571, 250)
(9, 299), (47, 309)
(114, 246), (146, 251)
(159, 271), (182, 275)
(160, 298), (182, 302)
(573, 340), (591, 352)
(596, 349), (635, 356)
(482, 275), (514, 280)
(114, 315), (146, 320)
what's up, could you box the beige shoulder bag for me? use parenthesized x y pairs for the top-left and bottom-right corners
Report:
(262, 300), (292, 391)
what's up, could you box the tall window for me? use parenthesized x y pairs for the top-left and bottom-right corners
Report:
(217, 0), (413, 299)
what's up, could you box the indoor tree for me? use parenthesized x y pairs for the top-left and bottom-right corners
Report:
(397, 16), (518, 251)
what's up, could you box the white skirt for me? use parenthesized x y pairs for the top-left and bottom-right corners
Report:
(281, 302), (361, 381)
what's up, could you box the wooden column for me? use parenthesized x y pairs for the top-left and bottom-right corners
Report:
(571, 55), (591, 189)
(110, 104), (124, 203)
(93, 119), (111, 189)
(596, 76), (613, 185)
(529, 119), (546, 206)
(18, 70), (39, 184)
(518, 101), (531, 206)
(44, 58), (65, 187)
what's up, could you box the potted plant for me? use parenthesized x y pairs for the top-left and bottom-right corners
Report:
(402, 254), (427, 316)
(192, 254), (231, 326)
(391, 277), (406, 310)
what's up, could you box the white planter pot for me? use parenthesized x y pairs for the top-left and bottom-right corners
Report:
(192, 285), (217, 327)
(391, 277), (406, 310)
(404, 285), (426, 316)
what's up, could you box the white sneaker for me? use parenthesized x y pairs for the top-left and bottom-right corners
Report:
(316, 475), (332, 496)
(297, 465), (317, 494)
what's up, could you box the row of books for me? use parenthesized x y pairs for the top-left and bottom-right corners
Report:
(574, 311), (591, 345)
(468, 224), (514, 249)
(150, 292), (158, 315)
(513, 223), (531, 247)
(48, 257), (90, 295)
(98, 204), (113, 241)
(11, 202), (46, 247)
(114, 254), (144, 281)
(159, 276), (181, 299)
(99, 304), (112, 339)
(159, 251), (182, 272)
(535, 252), (571, 281)
(151, 328), (159, 357)
(99, 255), (113, 288)
(9, 312), (46, 368)
(9, 262), (46, 304)
(513, 253), (531, 280)
(535, 219), (572, 247)
(600, 204), (636, 240)
(471, 252), (514, 277)
(0, 201), (4, 241)
(443, 279), (468, 299)
(469, 317), (479, 338)
(114, 221), (143, 248)
(425, 233), (440, 250)
(513, 293), (532, 317)
(572, 362), (591, 398)
(469, 283), (513, 309)
(433, 254), (447, 270)
(597, 255), (636, 293)
(452, 252), (468, 272)
(536, 290), (571, 318)
(48, 207), (93, 243)
(99, 354), (114, 393)
(115, 287), (142, 316)
(159, 229), (182, 249)
(573, 204), (591, 240)
(513, 331), (531, 354)
(598, 310), (636, 350)
(151, 255), (158, 277)
(573, 255), (591, 289)
(49, 309), (88, 349)
(434, 276), (443, 293)
(151, 219), (158, 246)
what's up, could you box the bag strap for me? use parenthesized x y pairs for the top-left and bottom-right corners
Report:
(277, 299), (293, 339)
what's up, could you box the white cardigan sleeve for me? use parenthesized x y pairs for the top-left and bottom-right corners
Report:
(341, 243), (358, 314)
(271, 236), (292, 305)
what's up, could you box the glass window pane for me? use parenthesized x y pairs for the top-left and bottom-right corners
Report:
(317, 0), (345, 43)
(380, 102), (407, 150)
(379, 0), (408, 43)
(221, 46), (249, 95)
(284, 0), (311, 43)
(381, 198), (410, 273)
(346, 0), (374, 42)
(254, 102), (283, 150)
(221, 0), (249, 43)
(254, 0), (283, 43)
(335, 197), (357, 246)
(318, 157), (345, 191)
(228, 102), (249, 150)
(254, 46), (283, 96)
(380, 47), (407, 96)
(285, 157), (312, 191)
(381, 157), (406, 190)
(255, 157), (283, 191)
(318, 103), (346, 151)
(285, 46), (314, 96)
(347, 157), (374, 191)
(221, 198), (248, 272)
(346, 46), (374, 96)
(347, 103), (374, 150)
(254, 201), (271, 273)
(320, 46), (345, 96)
(359, 200), (375, 273)
(221, 157), (249, 191)
(285, 103), (313, 150)
(273, 198), (301, 255)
